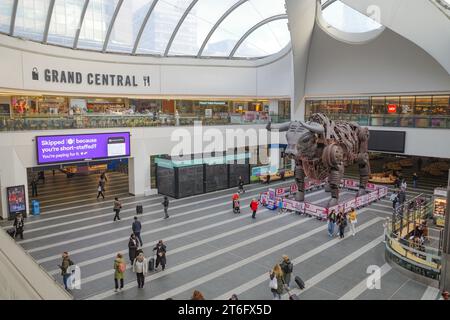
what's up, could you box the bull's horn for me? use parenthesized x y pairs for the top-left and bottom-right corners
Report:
(266, 122), (291, 132)
(299, 121), (325, 135)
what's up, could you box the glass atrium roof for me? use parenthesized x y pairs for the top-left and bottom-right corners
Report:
(0, 0), (385, 59)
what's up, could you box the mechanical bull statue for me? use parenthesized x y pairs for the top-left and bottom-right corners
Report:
(267, 113), (370, 207)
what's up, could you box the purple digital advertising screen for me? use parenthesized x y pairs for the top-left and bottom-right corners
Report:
(36, 132), (131, 165)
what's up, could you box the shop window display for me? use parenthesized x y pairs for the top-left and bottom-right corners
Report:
(415, 96), (432, 128)
(384, 97), (400, 127)
(399, 96), (415, 127)
(370, 96), (385, 126)
(430, 96), (449, 128)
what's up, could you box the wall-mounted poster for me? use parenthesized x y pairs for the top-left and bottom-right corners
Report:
(7, 185), (27, 219)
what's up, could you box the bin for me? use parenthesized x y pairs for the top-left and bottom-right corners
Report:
(32, 200), (40, 216)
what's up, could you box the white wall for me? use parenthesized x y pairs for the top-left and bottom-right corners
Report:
(0, 124), (275, 219)
(0, 34), (292, 99)
(305, 27), (450, 97)
(0, 228), (71, 299)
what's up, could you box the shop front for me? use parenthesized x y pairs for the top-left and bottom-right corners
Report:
(433, 188), (447, 227)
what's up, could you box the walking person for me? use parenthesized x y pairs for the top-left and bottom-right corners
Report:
(337, 210), (347, 239)
(97, 181), (105, 199)
(390, 191), (399, 213)
(13, 213), (24, 240)
(162, 196), (169, 219)
(113, 253), (126, 292)
(232, 193), (240, 212)
(128, 234), (139, 265)
(100, 171), (108, 182)
(327, 210), (337, 237)
(412, 173), (418, 189)
(132, 216), (143, 247)
(38, 171), (45, 184)
(30, 177), (38, 197)
(58, 252), (74, 290)
(238, 176), (245, 194)
(348, 208), (358, 237)
(113, 197), (122, 221)
(132, 252), (148, 289)
(280, 255), (293, 289)
(266, 173), (271, 185)
(269, 264), (284, 300)
(400, 179), (407, 193)
(153, 240), (167, 271)
(250, 199), (259, 219)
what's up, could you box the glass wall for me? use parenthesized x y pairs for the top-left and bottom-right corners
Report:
(306, 95), (450, 129)
(0, 95), (290, 131)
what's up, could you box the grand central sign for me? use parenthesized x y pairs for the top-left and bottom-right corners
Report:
(32, 68), (151, 88)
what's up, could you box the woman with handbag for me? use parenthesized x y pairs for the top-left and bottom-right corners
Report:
(269, 264), (284, 300)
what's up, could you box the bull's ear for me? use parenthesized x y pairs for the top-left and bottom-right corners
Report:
(299, 121), (324, 135)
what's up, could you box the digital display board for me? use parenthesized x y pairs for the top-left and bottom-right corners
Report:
(368, 130), (406, 153)
(7, 185), (27, 218)
(36, 132), (130, 165)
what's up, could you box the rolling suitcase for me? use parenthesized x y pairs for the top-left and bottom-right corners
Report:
(295, 276), (305, 290)
(7, 228), (16, 238)
(148, 256), (155, 271)
(136, 204), (143, 215)
(289, 293), (299, 300)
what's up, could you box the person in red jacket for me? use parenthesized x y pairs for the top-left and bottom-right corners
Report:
(250, 199), (259, 219)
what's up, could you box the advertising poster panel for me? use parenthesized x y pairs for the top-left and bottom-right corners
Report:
(36, 132), (131, 165)
(7, 185), (27, 218)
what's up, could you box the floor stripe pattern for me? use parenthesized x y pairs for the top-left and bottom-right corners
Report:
(2, 166), (446, 300)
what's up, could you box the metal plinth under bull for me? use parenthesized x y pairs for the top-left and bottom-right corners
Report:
(260, 179), (388, 220)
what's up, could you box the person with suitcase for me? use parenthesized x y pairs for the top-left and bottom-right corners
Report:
(7, 228), (16, 238)
(30, 177), (38, 197)
(132, 216), (143, 246)
(132, 252), (148, 289)
(153, 240), (167, 271)
(13, 213), (24, 240)
(128, 234), (139, 265)
(58, 252), (74, 290)
(280, 255), (293, 289)
(162, 196), (170, 219)
(113, 197), (122, 221)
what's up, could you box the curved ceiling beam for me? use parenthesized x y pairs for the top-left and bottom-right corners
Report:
(9, 0), (18, 36)
(229, 14), (288, 58)
(132, 0), (159, 55)
(197, 0), (249, 58)
(73, 0), (90, 49)
(43, 0), (55, 44)
(102, 0), (124, 52)
(164, 0), (199, 57)
(322, 0), (338, 10)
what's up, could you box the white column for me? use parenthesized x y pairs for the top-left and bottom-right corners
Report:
(128, 138), (152, 197)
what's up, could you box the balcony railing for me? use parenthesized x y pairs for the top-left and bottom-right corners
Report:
(0, 114), (291, 132)
(307, 113), (450, 129)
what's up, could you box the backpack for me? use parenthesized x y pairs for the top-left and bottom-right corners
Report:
(68, 259), (74, 266)
(118, 262), (126, 273)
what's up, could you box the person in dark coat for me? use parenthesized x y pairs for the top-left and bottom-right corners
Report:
(153, 240), (167, 271)
(280, 255), (293, 288)
(13, 213), (24, 240)
(238, 176), (245, 194)
(162, 196), (169, 219)
(38, 171), (45, 184)
(132, 216), (143, 247)
(30, 177), (38, 197)
(336, 211), (347, 239)
(128, 234), (139, 265)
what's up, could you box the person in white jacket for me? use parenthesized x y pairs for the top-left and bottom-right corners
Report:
(132, 253), (148, 289)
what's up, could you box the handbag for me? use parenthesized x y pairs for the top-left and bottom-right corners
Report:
(269, 276), (278, 290)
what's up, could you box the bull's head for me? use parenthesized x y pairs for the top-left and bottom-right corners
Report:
(267, 120), (324, 158)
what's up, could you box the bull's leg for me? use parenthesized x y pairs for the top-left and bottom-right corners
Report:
(295, 160), (305, 202)
(327, 164), (344, 207)
(357, 153), (370, 197)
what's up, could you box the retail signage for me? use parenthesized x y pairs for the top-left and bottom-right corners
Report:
(387, 104), (397, 114)
(199, 101), (227, 106)
(7, 185), (27, 218)
(31, 68), (151, 88)
(36, 132), (131, 165)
